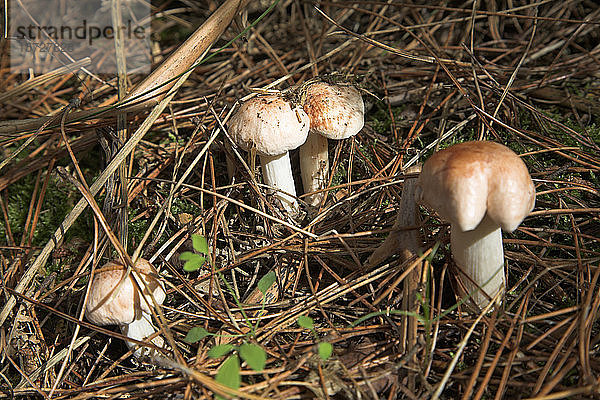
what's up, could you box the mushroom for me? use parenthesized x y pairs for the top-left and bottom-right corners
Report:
(299, 81), (364, 206)
(228, 94), (310, 214)
(416, 141), (535, 310)
(85, 258), (167, 361)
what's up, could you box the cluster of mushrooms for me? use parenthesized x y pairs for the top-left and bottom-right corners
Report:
(84, 81), (536, 364)
(227, 80), (366, 212)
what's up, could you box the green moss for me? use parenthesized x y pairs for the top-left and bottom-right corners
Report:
(356, 142), (373, 163)
(330, 163), (347, 188)
(127, 221), (149, 250)
(0, 174), (94, 247)
(171, 196), (202, 216)
(561, 366), (579, 387)
(126, 194), (202, 250)
(561, 295), (577, 308)
(0, 139), (102, 247)
(532, 106), (600, 147)
(367, 102), (406, 136)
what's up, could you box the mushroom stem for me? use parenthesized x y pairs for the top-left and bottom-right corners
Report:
(299, 132), (329, 207)
(260, 152), (298, 214)
(366, 165), (421, 268)
(451, 214), (505, 309)
(121, 311), (165, 360)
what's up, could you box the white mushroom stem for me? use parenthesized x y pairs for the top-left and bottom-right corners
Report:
(260, 152), (299, 214)
(299, 132), (329, 207)
(450, 214), (505, 309)
(121, 311), (165, 360)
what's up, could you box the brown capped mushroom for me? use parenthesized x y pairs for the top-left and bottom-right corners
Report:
(416, 141), (535, 309)
(299, 81), (364, 206)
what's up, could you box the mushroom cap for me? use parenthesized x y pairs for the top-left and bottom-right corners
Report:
(85, 259), (166, 326)
(417, 141), (535, 232)
(302, 81), (364, 140)
(228, 95), (310, 156)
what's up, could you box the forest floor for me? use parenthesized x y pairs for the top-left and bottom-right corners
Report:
(0, 0), (599, 399)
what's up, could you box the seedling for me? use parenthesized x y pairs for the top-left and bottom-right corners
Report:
(181, 234), (275, 396)
(297, 315), (333, 361)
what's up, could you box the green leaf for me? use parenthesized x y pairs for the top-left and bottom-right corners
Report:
(239, 343), (266, 372)
(208, 344), (235, 358)
(297, 315), (314, 330)
(216, 355), (240, 396)
(257, 271), (276, 295)
(180, 251), (206, 272)
(318, 342), (333, 361)
(192, 234), (209, 255)
(184, 327), (210, 343)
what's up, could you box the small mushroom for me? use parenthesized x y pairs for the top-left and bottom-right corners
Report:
(299, 81), (364, 206)
(85, 258), (166, 361)
(228, 94), (310, 214)
(416, 141), (535, 310)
